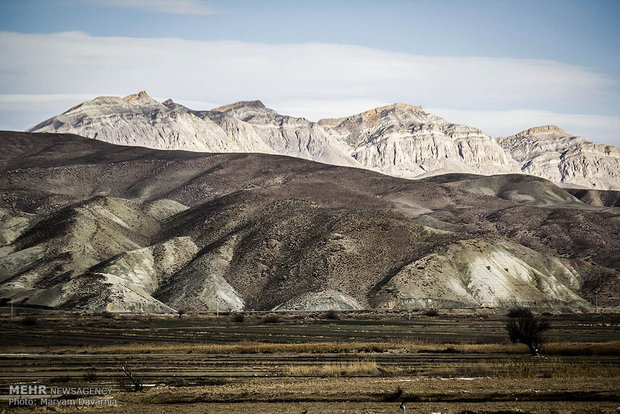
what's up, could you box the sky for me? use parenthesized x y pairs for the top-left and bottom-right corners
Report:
(0, 0), (619, 146)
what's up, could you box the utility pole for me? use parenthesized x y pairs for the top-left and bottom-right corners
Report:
(595, 293), (599, 314)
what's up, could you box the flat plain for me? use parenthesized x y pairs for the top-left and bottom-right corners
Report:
(0, 310), (618, 413)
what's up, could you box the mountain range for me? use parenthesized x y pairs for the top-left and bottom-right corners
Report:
(0, 131), (618, 313)
(28, 91), (620, 190)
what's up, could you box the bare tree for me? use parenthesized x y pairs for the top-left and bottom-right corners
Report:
(505, 307), (551, 356)
(121, 363), (144, 392)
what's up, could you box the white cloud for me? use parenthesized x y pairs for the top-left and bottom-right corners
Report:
(89, 0), (220, 15)
(0, 31), (618, 146)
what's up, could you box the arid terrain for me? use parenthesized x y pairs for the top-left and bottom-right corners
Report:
(2, 0), (620, 411)
(1, 131), (619, 314)
(0, 132), (620, 312)
(0, 311), (618, 413)
(1, 130), (619, 412)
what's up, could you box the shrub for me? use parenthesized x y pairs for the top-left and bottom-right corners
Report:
(21, 316), (38, 326)
(506, 308), (551, 356)
(424, 309), (439, 317)
(324, 310), (340, 320)
(177, 309), (185, 319)
(383, 385), (404, 402)
(232, 313), (245, 323)
(84, 368), (98, 381)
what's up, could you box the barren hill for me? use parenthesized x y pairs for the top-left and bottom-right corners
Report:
(1, 131), (618, 312)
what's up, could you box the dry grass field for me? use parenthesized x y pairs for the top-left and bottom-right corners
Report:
(0, 310), (618, 413)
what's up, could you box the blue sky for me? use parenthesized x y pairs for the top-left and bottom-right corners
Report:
(1, 0), (619, 145)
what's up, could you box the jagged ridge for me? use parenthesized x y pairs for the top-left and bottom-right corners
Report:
(27, 92), (620, 190)
(499, 125), (620, 189)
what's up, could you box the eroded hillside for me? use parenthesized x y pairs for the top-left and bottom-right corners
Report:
(1, 131), (618, 312)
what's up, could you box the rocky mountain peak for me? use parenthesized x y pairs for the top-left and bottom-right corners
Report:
(498, 125), (620, 190)
(318, 103), (426, 127)
(511, 125), (568, 138)
(122, 90), (152, 102)
(212, 100), (266, 113)
(386, 102), (425, 112)
(359, 103), (426, 121)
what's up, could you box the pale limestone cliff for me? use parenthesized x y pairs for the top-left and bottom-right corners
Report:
(28, 91), (243, 153)
(28, 93), (516, 177)
(199, 100), (360, 167)
(28, 93), (620, 189)
(499, 125), (620, 190)
(319, 104), (518, 177)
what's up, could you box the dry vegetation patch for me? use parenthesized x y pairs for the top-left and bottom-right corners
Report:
(286, 360), (380, 377)
(74, 340), (620, 356)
